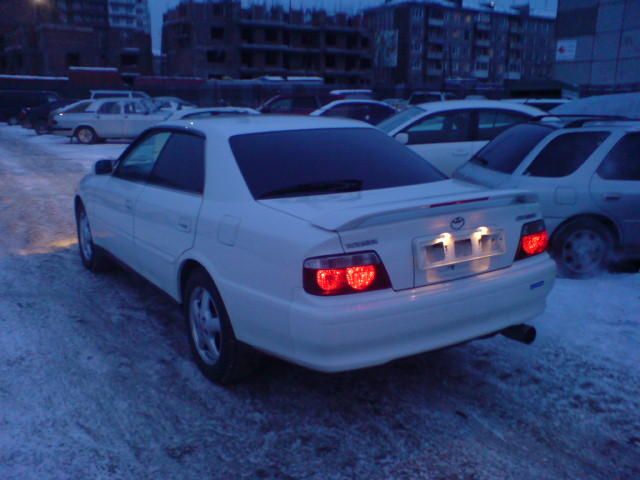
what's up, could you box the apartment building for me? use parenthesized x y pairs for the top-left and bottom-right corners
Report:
(109, 0), (151, 33)
(162, 1), (373, 85)
(365, 0), (555, 88)
(553, 0), (640, 89)
(0, 0), (152, 77)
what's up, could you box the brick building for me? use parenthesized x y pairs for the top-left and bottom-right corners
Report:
(162, 1), (373, 85)
(365, 0), (555, 88)
(0, 0), (152, 78)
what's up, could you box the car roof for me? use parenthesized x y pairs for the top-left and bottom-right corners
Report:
(416, 99), (543, 115)
(160, 115), (372, 138)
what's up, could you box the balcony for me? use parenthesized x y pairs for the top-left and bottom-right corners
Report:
(473, 69), (489, 79)
(505, 71), (521, 80)
(509, 41), (523, 50)
(427, 50), (444, 60)
(429, 35), (444, 44)
(475, 38), (490, 47)
(428, 17), (444, 27)
(427, 67), (443, 76)
(476, 22), (491, 31)
(475, 54), (490, 62)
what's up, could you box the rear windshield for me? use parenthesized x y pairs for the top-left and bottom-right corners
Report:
(470, 123), (555, 174)
(230, 128), (446, 199)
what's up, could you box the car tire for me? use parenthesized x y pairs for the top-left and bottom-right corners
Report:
(75, 202), (111, 272)
(551, 219), (613, 278)
(75, 126), (98, 145)
(184, 269), (257, 384)
(34, 123), (48, 135)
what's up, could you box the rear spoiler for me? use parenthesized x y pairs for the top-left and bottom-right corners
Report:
(311, 189), (539, 231)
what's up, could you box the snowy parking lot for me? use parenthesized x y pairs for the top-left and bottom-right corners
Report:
(0, 124), (638, 479)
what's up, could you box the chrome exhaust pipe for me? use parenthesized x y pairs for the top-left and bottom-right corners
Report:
(501, 324), (536, 345)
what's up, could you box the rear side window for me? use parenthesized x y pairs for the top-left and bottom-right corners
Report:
(525, 132), (609, 178)
(597, 133), (640, 181)
(148, 133), (205, 194)
(98, 101), (121, 114)
(229, 128), (445, 199)
(470, 123), (554, 174)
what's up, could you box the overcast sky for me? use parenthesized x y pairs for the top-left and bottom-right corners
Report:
(149, 0), (558, 54)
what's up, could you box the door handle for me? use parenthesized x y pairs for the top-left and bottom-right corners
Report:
(124, 198), (134, 211)
(603, 193), (622, 201)
(177, 217), (192, 232)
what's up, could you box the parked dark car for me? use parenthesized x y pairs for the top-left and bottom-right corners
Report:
(24, 99), (76, 134)
(0, 90), (60, 125)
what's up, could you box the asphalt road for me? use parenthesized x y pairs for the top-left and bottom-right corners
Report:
(0, 126), (638, 480)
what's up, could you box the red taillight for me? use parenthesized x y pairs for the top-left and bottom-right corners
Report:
(516, 220), (549, 259)
(304, 252), (390, 296)
(521, 231), (549, 256)
(346, 265), (377, 290)
(316, 269), (346, 292)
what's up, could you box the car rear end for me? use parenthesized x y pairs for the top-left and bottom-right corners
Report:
(230, 123), (556, 372)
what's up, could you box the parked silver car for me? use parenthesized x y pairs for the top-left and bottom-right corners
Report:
(51, 98), (171, 144)
(454, 117), (640, 277)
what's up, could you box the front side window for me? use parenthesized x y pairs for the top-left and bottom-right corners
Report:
(476, 109), (530, 141)
(230, 128), (445, 199)
(65, 101), (92, 113)
(597, 133), (640, 181)
(525, 131), (609, 178)
(115, 131), (171, 181)
(377, 106), (425, 134)
(404, 110), (472, 145)
(148, 133), (205, 194)
(266, 98), (293, 113)
(98, 102), (121, 115)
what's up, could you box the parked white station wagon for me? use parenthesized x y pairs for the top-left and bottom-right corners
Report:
(74, 116), (555, 383)
(52, 98), (171, 144)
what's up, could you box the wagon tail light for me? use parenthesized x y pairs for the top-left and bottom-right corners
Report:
(516, 219), (549, 260)
(303, 252), (391, 296)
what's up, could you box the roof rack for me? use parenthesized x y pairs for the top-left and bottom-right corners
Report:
(533, 114), (636, 128)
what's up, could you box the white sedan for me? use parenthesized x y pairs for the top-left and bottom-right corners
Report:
(378, 100), (544, 176)
(310, 99), (397, 125)
(74, 116), (555, 383)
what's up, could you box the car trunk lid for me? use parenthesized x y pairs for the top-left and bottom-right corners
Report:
(260, 181), (540, 290)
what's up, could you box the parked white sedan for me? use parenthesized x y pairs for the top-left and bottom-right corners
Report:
(74, 116), (555, 383)
(378, 100), (544, 176)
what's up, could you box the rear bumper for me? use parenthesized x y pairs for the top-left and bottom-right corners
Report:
(286, 255), (556, 372)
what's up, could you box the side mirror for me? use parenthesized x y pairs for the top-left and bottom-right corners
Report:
(395, 132), (409, 145)
(94, 159), (114, 175)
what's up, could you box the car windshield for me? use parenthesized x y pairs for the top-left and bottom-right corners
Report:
(377, 106), (425, 133)
(230, 128), (446, 199)
(469, 123), (555, 174)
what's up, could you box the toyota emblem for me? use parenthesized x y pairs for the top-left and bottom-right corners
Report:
(450, 217), (465, 230)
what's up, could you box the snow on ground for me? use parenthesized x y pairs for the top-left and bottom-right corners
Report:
(0, 124), (638, 479)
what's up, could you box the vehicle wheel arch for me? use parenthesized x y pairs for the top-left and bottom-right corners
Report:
(178, 256), (218, 305)
(73, 124), (96, 136)
(551, 213), (621, 248)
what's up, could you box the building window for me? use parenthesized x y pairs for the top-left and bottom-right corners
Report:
(210, 27), (224, 40)
(265, 29), (278, 43)
(66, 53), (80, 67)
(207, 50), (226, 63)
(265, 51), (278, 65)
(326, 32), (336, 46)
(121, 54), (138, 66)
